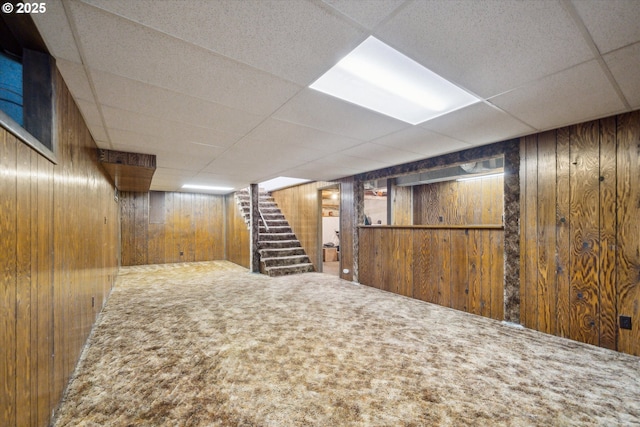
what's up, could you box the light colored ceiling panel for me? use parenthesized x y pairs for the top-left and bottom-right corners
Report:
(273, 89), (407, 141)
(246, 119), (363, 153)
(321, 0), (407, 29)
(572, 0), (640, 54)
(605, 42), (640, 109)
(149, 148), (217, 171)
(74, 99), (102, 127)
(56, 59), (95, 102)
(100, 106), (240, 149)
(371, 127), (471, 157)
(82, 0), (366, 86)
(67, 1), (302, 115)
(490, 60), (627, 131)
(376, 0), (593, 98)
(313, 152), (389, 172)
(420, 103), (535, 145)
(30, 0), (82, 62)
(85, 125), (109, 145)
(108, 129), (226, 161)
(91, 71), (264, 136)
(281, 162), (361, 182)
(185, 172), (249, 190)
(340, 143), (424, 166)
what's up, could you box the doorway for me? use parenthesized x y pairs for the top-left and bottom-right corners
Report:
(318, 185), (340, 275)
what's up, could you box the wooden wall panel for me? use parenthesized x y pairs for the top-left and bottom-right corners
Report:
(0, 68), (120, 427)
(389, 181), (412, 225)
(556, 127), (571, 338)
(599, 116), (617, 350)
(537, 131), (557, 335)
(616, 111), (640, 356)
(120, 192), (225, 266)
(568, 121), (600, 346)
(225, 193), (250, 269)
(359, 227), (503, 319)
(413, 175), (503, 225)
(520, 111), (640, 356)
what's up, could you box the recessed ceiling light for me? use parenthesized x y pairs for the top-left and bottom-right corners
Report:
(182, 184), (234, 191)
(310, 36), (481, 125)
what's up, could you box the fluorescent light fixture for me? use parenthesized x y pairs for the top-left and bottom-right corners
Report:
(310, 36), (481, 125)
(182, 184), (234, 191)
(456, 172), (504, 182)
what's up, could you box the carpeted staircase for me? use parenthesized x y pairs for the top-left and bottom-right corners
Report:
(235, 189), (314, 276)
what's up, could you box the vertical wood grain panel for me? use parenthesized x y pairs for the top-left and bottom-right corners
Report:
(569, 122), (600, 345)
(450, 229), (469, 311)
(1, 130), (17, 427)
(412, 229), (430, 302)
(359, 227), (501, 318)
(16, 142), (32, 427)
(468, 229), (482, 315)
(598, 116), (617, 350)
(36, 152), (52, 425)
(616, 111), (640, 356)
(556, 127), (571, 338)
(522, 135), (538, 329)
(490, 230), (505, 320)
(413, 176), (503, 225)
(225, 193), (250, 268)
(537, 131), (557, 335)
(120, 191), (225, 266)
(390, 181), (412, 225)
(436, 230), (451, 307)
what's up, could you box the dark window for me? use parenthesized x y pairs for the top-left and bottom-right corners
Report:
(0, 51), (23, 126)
(1, 9), (55, 160)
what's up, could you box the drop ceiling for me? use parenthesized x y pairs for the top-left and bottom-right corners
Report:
(31, 0), (640, 194)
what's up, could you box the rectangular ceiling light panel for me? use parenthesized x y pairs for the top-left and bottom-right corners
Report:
(310, 37), (480, 125)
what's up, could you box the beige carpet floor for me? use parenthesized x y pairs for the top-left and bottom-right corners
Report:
(53, 261), (640, 426)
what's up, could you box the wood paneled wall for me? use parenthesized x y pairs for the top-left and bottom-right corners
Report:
(1, 70), (119, 427)
(520, 111), (640, 356)
(271, 181), (335, 271)
(120, 191), (224, 266)
(413, 175), (503, 225)
(359, 226), (504, 320)
(388, 180), (412, 225)
(224, 193), (250, 269)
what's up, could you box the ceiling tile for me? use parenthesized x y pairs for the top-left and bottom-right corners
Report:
(420, 103), (534, 145)
(74, 99), (103, 127)
(82, 0), (367, 86)
(273, 89), (408, 141)
(31, 1), (82, 62)
(91, 71), (264, 136)
(376, 0), (593, 98)
(340, 143), (423, 166)
(246, 119), (363, 152)
(100, 106), (240, 149)
(56, 59), (95, 102)
(371, 127), (471, 157)
(321, 0), (406, 29)
(108, 128), (226, 159)
(605, 42), (640, 109)
(67, 1), (302, 115)
(490, 60), (628, 131)
(572, 0), (640, 54)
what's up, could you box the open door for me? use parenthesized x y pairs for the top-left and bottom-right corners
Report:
(318, 185), (340, 275)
